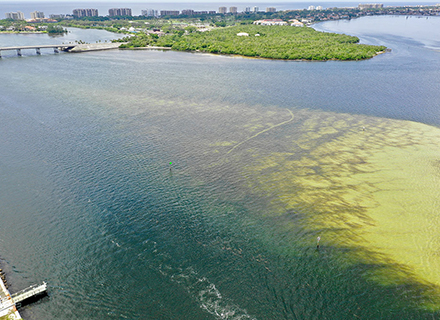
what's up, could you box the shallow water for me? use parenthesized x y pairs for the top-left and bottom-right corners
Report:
(0, 16), (440, 319)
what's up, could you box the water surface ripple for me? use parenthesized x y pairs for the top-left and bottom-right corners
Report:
(0, 15), (440, 320)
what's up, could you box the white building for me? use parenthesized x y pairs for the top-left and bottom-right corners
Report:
(72, 8), (98, 18)
(30, 11), (45, 19)
(108, 8), (132, 17)
(218, 7), (227, 14)
(253, 19), (287, 25)
(251, 6), (259, 13)
(290, 19), (304, 27)
(5, 11), (25, 20)
(308, 5), (315, 10)
(316, 6), (323, 10)
(49, 14), (65, 19)
(229, 7), (238, 14)
(141, 9), (159, 17)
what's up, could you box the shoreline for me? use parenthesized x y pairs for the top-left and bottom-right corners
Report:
(131, 47), (390, 62)
(0, 266), (21, 319)
(119, 46), (171, 51)
(68, 42), (126, 52)
(0, 31), (45, 34)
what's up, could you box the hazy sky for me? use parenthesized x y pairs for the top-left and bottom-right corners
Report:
(0, 0), (358, 2)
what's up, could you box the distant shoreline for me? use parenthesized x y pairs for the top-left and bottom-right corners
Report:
(0, 31), (45, 34)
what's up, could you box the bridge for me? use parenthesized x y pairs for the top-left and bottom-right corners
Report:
(0, 44), (76, 57)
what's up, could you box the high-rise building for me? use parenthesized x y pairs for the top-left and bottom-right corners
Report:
(181, 9), (195, 15)
(141, 9), (159, 17)
(218, 7), (227, 14)
(108, 8), (132, 17)
(358, 3), (383, 9)
(251, 6), (259, 13)
(316, 6), (323, 10)
(266, 7), (276, 12)
(72, 8), (98, 18)
(308, 5), (315, 10)
(160, 10), (180, 16)
(30, 11), (45, 19)
(5, 11), (25, 20)
(229, 7), (238, 14)
(49, 14), (65, 19)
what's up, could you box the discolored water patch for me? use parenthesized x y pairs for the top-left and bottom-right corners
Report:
(88, 85), (440, 308)
(224, 109), (440, 309)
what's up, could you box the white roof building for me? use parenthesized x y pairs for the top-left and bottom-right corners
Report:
(253, 19), (287, 26)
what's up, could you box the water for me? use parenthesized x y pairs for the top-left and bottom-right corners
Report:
(0, 15), (440, 320)
(0, 27), (125, 47)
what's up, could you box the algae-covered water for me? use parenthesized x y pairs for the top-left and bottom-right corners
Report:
(0, 16), (440, 319)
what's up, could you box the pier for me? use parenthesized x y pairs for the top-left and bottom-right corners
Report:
(11, 282), (47, 306)
(0, 282), (47, 319)
(0, 44), (76, 57)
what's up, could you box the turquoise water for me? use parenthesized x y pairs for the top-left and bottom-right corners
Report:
(0, 16), (440, 319)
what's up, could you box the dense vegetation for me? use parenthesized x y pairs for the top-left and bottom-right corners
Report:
(118, 25), (387, 61)
(46, 24), (67, 34)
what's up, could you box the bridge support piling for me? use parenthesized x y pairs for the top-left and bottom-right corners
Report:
(36, 48), (41, 55)
(0, 50), (2, 58)
(53, 48), (59, 54)
(17, 49), (22, 56)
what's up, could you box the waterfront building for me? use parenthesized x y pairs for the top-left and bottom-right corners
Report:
(244, 7), (251, 13)
(230, 7), (238, 14)
(253, 19), (287, 25)
(160, 10), (180, 16)
(218, 7), (227, 14)
(308, 5), (316, 10)
(266, 7), (276, 12)
(49, 14), (65, 19)
(181, 9), (195, 15)
(30, 11), (45, 20)
(141, 9), (159, 17)
(5, 11), (25, 20)
(316, 6), (323, 10)
(358, 3), (384, 9)
(251, 6), (259, 13)
(72, 9), (98, 18)
(290, 19), (304, 26)
(108, 8), (132, 17)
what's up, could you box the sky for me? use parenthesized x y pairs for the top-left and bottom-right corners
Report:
(0, 0), (398, 2)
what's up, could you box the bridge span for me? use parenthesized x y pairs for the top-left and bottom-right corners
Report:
(0, 44), (76, 57)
